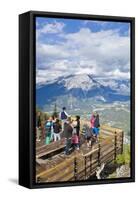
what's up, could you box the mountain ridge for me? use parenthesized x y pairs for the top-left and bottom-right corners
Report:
(36, 73), (130, 109)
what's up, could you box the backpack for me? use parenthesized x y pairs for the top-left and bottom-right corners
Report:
(86, 126), (92, 138)
(72, 135), (79, 144)
(53, 123), (61, 133)
(94, 116), (100, 128)
(45, 121), (52, 133)
(61, 111), (67, 120)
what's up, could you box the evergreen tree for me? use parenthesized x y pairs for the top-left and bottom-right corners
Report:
(116, 144), (130, 165)
(36, 105), (41, 113)
(52, 103), (58, 118)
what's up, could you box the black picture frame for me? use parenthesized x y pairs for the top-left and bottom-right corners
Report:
(19, 10), (135, 189)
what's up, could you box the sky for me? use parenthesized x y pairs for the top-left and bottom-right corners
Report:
(36, 17), (130, 85)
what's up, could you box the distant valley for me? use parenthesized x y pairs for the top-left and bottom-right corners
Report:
(36, 73), (130, 138)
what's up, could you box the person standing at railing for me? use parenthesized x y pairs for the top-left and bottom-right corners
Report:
(53, 119), (62, 141)
(50, 116), (56, 142)
(90, 112), (100, 142)
(36, 111), (41, 142)
(45, 117), (53, 145)
(71, 116), (80, 150)
(64, 118), (73, 155)
(90, 112), (95, 129)
(59, 107), (70, 132)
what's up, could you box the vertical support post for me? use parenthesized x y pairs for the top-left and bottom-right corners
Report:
(90, 153), (92, 174)
(74, 157), (77, 181)
(121, 131), (124, 154)
(114, 131), (117, 162)
(85, 156), (87, 179)
(98, 143), (101, 166)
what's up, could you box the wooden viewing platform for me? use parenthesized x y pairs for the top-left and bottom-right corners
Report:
(36, 125), (124, 183)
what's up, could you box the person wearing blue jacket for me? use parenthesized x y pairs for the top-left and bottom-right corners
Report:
(93, 113), (100, 142)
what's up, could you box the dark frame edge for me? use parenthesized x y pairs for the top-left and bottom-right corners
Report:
(28, 10), (135, 21)
(19, 11), (33, 189)
(130, 17), (135, 182)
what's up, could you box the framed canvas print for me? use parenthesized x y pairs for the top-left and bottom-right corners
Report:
(19, 11), (135, 189)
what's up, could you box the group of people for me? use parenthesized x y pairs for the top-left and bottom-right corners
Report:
(36, 107), (100, 155)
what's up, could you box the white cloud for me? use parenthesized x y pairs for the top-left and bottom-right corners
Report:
(36, 25), (130, 83)
(83, 20), (112, 26)
(36, 69), (63, 85)
(37, 21), (65, 35)
(41, 22), (64, 33)
(36, 21), (65, 41)
(36, 43), (69, 60)
(106, 69), (130, 79)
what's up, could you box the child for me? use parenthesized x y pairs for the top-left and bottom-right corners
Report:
(53, 119), (62, 141)
(71, 133), (79, 150)
(71, 120), (79, 150)
(86, 128), (92, 148)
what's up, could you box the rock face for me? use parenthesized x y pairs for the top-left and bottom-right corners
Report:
(96, 163), (130, 179)
(116, 164), (130, 178)
(96, 163), (105, 179)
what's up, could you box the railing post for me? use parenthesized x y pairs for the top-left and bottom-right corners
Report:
(114, 131), (117, 162)
(98, 143), (101, 166)
(90, 154), (92, 174)
(85, 156), (87, 179)
(74, 157), (77, 181)
(121, 131), (124, 154)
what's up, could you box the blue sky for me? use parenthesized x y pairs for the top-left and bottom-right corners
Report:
(36, 17), (130, 84)
(36, 17), (129, 35)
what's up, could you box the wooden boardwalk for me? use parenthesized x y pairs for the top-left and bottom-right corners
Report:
(36, 125), (124, 183)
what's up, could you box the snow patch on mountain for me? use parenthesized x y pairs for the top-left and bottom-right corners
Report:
(95, 77), (130, 95)
(36, 73), (130, 108)
(58, 74), (101, 91)
(95, 95), (106, 102)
